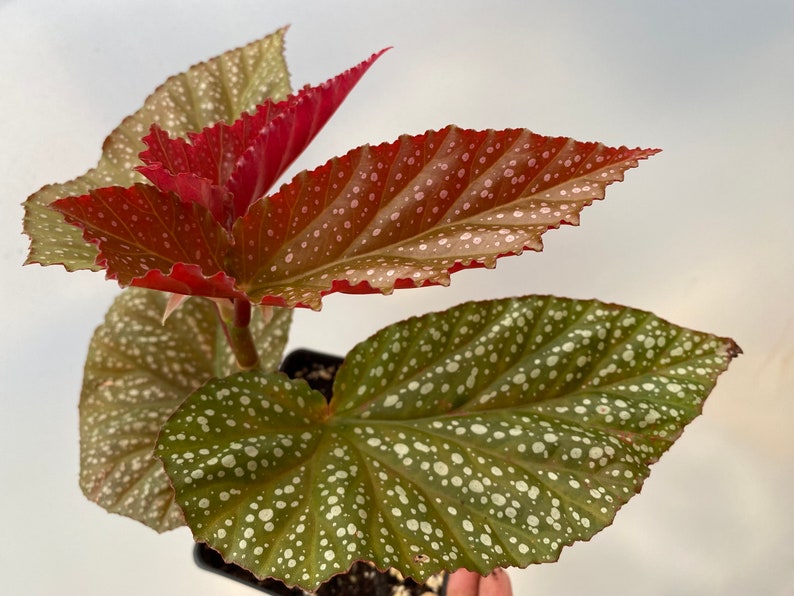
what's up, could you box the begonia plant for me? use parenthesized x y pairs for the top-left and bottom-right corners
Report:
(23, 28), (740, 593)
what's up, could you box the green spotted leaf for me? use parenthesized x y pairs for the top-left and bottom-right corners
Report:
(80, 288), (291, 532)
(23, 28), (291, 271)
(156, 295), (739, 588)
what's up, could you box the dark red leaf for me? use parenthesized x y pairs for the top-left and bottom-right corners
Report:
(139, 117), (259, 191)
(51, 184), (238, 297)
(226, 48), (389, 218)
(137, 163), (232, 226)
(138, 49), (389, 226)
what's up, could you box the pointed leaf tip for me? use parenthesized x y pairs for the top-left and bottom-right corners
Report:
(138, 48), (390, 227)
(226, 47), (390, 217)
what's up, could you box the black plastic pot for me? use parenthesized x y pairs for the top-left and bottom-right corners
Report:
(193, 349), (448, 596)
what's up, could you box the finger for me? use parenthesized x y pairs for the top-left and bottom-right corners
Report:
(445, 568), (481, 596)
(479, 568), (513, 596)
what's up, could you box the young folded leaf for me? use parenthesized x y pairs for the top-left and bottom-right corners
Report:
(138, 48), (389, 227)
(155, 295), (739, 590)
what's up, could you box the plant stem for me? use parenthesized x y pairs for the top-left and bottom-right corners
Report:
(227, 299), (260, 371)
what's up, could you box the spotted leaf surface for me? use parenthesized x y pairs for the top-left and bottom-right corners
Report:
(23, 28), (291, 270)
(156, 295), (738, 588)
(140, 49), (388, 224)
(231, 127), (659, 308)
(50, 184), (245, 299)
(80, 288), (291, 532)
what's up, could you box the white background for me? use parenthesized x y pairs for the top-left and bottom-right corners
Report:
(1, 1), (792, 594)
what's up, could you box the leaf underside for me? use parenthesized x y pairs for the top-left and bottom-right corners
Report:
(79, 288), (291, 532)
(23, 28), (292, 271)
(156, 295), (739, 588)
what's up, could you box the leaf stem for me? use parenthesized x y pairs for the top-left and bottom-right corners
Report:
(226, 299), (260, 371)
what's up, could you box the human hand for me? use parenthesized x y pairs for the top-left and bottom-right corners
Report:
(445, 568), (513, 596)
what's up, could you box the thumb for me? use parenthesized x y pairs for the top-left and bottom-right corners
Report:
(446, 568), (481, 596)
(479, 568), (513, 596)
(445, 568), (513, 596)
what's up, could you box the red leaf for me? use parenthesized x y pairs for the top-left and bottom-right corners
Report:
(139, 115), (260, 191)
(130, 265), (242, 300)
(138, 49), (389, 225)
(137, 162), (232, 226)
(51, 184), (237, 297)
(230, 126), (659, 308)
(226, 48), (389, 218)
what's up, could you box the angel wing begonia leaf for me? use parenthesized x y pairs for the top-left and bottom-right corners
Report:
(23, 28), (291, 270)
(156, 295), (739, 589)
(80, 288), (292, 532)
(139, 49), (389, 225)
(226, 48), (389, 218)
(231, 126), (659, 308)
(50, 184), (243, 299)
